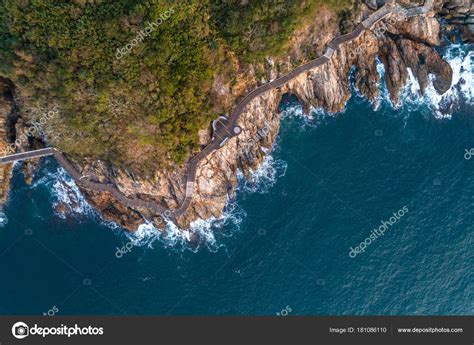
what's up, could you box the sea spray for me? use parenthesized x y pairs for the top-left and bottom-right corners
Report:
(377, 42), (473, 117)
(423, 46), (473, 118)
(128, 214), (239, 252)
(280, 94), (335, 129)
(51, 168), (92, 218)
(0, 212), (8, 227)
(34, 163), (242, 250)
(32, 165), (119, 230)
(237, 155), (287, 195)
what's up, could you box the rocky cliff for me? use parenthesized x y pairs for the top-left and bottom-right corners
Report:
(170, 0), (455, 230)
(0, 0), (469, 234)
(0, 81), (15, 209)
(439, 0), (474, 41)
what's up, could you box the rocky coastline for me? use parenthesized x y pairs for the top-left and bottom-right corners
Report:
(0, 0), (472, 233)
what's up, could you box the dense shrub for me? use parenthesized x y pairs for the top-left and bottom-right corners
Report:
(0, 0), (351, 172)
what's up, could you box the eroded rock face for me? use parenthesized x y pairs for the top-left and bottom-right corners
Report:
(0, 2), (462, 232)
(0, 80), (55, 205)
(81, 188), (145, 230)
(0, 81), (16, 209)
(81, 3), (454, 231)
(439, 0), (474, 41)
(178, 87), (282, 228)
(75, 158), (187, 231)
(172, 4), (454, 230)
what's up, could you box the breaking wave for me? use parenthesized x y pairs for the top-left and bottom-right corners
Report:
(127, 201), (245, 252)
(280, 94), (331, 127)
(50, 168), (92, 218)
(0, 212), (8, 227)
(33, 165), (118, 229)
(238, 155), (287, 194)
(132, 135), (288, 250)
(377, 43), (473, 117)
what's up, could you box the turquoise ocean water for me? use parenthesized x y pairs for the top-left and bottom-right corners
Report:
(0, 43), (472, 315)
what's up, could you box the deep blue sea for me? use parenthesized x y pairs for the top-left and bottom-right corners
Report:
(0, 44), (472, 316)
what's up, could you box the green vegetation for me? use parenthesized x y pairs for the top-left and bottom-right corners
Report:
(0, 0), (352, 173)
(211, 0), (352, 61)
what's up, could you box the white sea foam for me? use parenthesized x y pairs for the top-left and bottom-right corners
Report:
(350, 65), (382, 110)
(128, 152), (287, 250)
(238, 155), (287, 194)
(129, 45), (469, 251)
(375, 57), (420, 110)
(0, 212), (8, 227)
(128, 203), (244, 251)
(280, 97), (328, 127)
(423, 46), (473, 118)
(50, 167), (92, 218)
(377, 43), (473, 117)
(376, 57), (390, 102)
(30, 166), (93, 218)
(29, 44), (471, 249)
(31, 164), (242, 250)
(33, 166), (119, 229)
(281, 99), (305, 119)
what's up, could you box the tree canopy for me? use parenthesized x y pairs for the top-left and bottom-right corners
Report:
(0, 0), (352, 173)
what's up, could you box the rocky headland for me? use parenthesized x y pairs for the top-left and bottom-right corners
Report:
(0, 0), (472, 233)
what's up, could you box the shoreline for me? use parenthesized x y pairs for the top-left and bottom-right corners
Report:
(0, 0), (437, 227)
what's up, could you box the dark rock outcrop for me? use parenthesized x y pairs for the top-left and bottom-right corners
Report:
(439, 0), (474, 41)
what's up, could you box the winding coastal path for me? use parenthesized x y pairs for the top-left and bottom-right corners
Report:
(0, 0), (433, 220)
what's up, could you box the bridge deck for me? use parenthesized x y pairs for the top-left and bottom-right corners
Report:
(0, 148), (55, 164)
